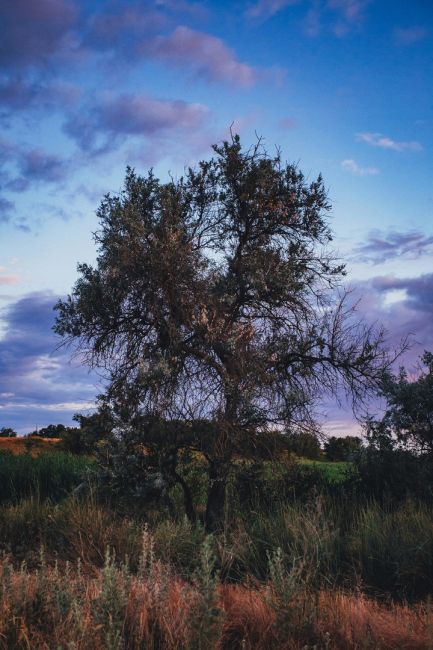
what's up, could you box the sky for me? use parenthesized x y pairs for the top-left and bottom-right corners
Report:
(0, 0), (432, 435)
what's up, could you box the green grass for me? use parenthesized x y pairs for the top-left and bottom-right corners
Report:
(298, 459), (352, 483)
(0, 450), (94, 504)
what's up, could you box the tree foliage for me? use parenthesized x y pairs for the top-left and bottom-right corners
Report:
(55, 136), (393, 529)
(0, 427), (17, 438)
(324, 435), (362, 461)
(365, 351), (433, 456)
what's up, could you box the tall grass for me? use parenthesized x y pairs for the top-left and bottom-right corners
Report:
(0, 545), (432, 649)
(0, 451), (93, 504)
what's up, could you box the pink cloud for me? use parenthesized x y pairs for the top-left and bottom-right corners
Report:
(0, 275), (19, 285)
(143, 26), (257, 87)
(357, 132), (423, 152)
(279, 116), (297, 130)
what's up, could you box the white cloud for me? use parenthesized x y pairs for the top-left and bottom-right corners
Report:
(341, 159), (379, 176)
(357, 132), (422, 152)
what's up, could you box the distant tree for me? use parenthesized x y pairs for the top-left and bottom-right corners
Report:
(55, 135), (395, 531)
(365, 351), (433, 456)
(0, 427), (17, 438)
(324, 435), (362, 461)
(60, 406), (114, 455)
(29, 424), (67, 438)
(286, 431), (322, 459)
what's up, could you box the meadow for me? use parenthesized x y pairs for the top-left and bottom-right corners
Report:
(0, 446), (432, 648)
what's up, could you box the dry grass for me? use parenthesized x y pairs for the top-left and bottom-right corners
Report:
(0, 553), (432, 650)
(0, 436), (61, 456)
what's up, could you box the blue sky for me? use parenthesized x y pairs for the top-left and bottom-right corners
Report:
(1, 0), (432, 434)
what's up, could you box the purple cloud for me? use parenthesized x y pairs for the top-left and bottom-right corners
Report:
(352, 230), (433, 264)
(0, 292), (98, 433)
(19, 149), (69, 183)
(0, 0), (78, 69)
(64, 93), (209, 153)
(143, 26), (257, 87)
(0, 76), (81, 112)
(371, 274), (433, 314)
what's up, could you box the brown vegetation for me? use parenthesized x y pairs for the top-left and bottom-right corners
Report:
(0, 553), (431, 649)
(0, 436), (61, 456)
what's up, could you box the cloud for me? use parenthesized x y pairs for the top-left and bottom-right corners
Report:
(327, 0), (371, 36)
(246, 0), (371, 35)
(0, 198), (15, 223)
(143, 26), (258, 87)
(371, 274), (433, 315)
(352, 230), (433, 264)
(0, 137), (70, 189)
(394, 26), (428, 46)
(357, 132), (423, 152)
(246, 0), (301, 20)
(64, 93), (209, 154)
(341, 159), (379, 176)
(279, 116), (297, 130)
(0, 292), (98, 433)
(0, 77), (81, 112)
(0, 0), (78, 70)
(18, 149), (69, 183)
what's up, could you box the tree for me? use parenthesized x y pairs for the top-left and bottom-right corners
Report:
(29, 424), (67, 438)
(324, 435), (362, 461)
(0, 427), (17, 438)
(286, 431), (322, 459)
(60, 406), (114, 455)
(365, 351), (433, 456)
(55, 136), (393, 530)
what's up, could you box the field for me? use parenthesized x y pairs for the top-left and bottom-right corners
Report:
(0, 447), (432, 648)
(0, 436), (61, 456)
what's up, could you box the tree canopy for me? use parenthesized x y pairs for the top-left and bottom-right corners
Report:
(365, 351), (433, 456)
(55, 136), (393, 530)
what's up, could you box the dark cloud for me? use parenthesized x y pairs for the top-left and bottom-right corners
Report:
(371, 273), (433, 314)
(0, 76), (81, 112)
(63, 93), (209, 154)
(0, 292), (98, 433)
(352, 230), (433, 264)
(0, 138), (70, 188)
(19, 149), (69, 183)
(0, 0), (78, 70)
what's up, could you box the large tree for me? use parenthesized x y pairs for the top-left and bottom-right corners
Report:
(55, 136), (393, 530)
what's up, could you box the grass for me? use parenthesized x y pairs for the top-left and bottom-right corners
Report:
(299, 458), (352, 483)
(0, 540), (432, 649)
(0, 436), (61, 456)
(1, 449), (433, 647)
(0, 450), (94, 504)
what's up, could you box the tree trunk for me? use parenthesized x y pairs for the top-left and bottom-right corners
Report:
(205, 459), (229, 533)
(175, 471), (196, 524)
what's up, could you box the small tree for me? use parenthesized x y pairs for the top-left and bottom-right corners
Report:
(28, 424), (67, 438)
(55, 136), (394, 530)
(0, 427), (17, 438)
(365, 351), (433, 456)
